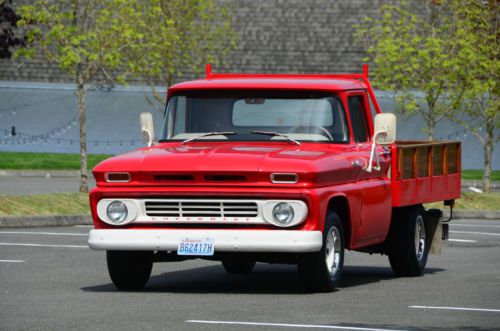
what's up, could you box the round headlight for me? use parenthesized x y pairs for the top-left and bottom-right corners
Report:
(272, 202), (294, 225)
(106, 201), (128, 223)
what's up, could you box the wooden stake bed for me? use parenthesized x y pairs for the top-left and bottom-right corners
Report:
(390, 141), (461, 207)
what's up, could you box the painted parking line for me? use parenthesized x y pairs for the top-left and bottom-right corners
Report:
(74, 225), (93, 228)
(449, 231), (500, 237)
(185, 320), (411, 331)
(0, 242), (87, 249)
(448, 239), (477, 243)
(0, 259), (25, 263)
(451, 224), (500, 228)
(409, 306), (500, 313)
(0, 231), (87, 236)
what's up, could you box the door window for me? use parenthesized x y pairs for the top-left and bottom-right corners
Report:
(348, 96), (369, 143)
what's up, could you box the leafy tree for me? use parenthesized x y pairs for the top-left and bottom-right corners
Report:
(0, 0), (25, 58)
(16, 0), (141, 192)
(355, 0), (465, 140)
(451, 0), (498, 193)
(122, 0), (237, 111)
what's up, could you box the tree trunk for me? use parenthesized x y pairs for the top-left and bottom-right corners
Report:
(427, 124), (434, 141)
(424, 99), (436, 141)
(76, 75), (88, 193)
(482, 117), (495, 193)
(426, 114), (435, 141)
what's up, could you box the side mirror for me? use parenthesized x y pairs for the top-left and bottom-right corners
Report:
(140, 112), (154, 147)
(365, 113), (397, 173)
(373, 113), (396, 145)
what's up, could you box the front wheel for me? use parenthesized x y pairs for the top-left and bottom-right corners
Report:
(388, 205), (428, 276)
(298, 212), (344, 292)
(107, 251), (153, 290)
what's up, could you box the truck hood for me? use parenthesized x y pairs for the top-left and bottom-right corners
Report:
(93, 142), (358, 187)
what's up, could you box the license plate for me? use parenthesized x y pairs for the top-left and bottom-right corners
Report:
(177, 238), (215, 256)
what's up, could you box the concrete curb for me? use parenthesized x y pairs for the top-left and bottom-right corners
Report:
(442, 210), (500, 220)
(0, 215), (92, 228)
(0, 210), (498, 228)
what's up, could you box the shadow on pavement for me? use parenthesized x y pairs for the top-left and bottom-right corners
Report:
(339, 266), (445, 288)
(81, 263), (445, 294)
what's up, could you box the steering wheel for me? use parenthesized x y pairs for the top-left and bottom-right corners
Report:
(288, 125), (333, 141)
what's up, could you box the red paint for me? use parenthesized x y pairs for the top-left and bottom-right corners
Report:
(90, 65), (460, 251)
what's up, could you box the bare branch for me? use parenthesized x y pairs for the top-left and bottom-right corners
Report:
(471, 131), (486, 146)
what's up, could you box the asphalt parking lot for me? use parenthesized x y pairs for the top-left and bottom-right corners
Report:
(1, 219), (499, 331)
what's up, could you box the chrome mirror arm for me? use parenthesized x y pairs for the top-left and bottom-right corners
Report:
(365, 128), (387, 173)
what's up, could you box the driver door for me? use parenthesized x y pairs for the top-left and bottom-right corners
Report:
(346, 91), (392, 246)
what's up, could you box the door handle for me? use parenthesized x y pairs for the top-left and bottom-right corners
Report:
(352, 160), (361, 168)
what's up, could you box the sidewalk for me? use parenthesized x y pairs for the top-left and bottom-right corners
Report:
(0, 170), (81, 178)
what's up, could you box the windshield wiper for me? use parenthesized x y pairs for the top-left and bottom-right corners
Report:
(251, 131), (301, 145)
(181, 132), (236, 144)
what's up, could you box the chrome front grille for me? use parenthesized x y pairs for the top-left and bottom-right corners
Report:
(144, 199), (259, 221)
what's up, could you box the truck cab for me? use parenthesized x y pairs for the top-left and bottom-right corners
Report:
(88, 65), (460, 292)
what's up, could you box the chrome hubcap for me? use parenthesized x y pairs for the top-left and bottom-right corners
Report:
(415, 215), (426, 261)
(325, 226), (341, 276)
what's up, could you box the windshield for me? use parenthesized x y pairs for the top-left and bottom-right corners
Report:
(160, 91), (349, 143)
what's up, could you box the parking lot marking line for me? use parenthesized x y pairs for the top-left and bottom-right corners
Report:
(185, 320), (411, 331)
(450, 231), (500, 237)
(448, 239), (477, 243)
(408, 306), (500, 313)
(409, 306), (500, 313)
(0, 242), (87, 248)
(0, 231), (87, 236)
(0, 259), (25, 263)
(74, 225), (93, 228)
(451, 224), (500, 228)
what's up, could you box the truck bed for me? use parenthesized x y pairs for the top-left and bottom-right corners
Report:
(391, 141), (461, 207)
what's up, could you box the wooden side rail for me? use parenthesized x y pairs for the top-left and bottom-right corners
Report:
(395, 141), (461, 180)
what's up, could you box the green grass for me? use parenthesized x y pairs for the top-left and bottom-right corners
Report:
(425, 192), (500, 211)
(0, 152), (112, 170)
(462, 169), (500, 181)
(0, 193), (90, 216)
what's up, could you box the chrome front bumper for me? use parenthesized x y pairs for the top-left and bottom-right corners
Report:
(88, 229), (322, 253)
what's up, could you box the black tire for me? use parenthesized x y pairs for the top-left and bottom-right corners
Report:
(107, 250), (153, 290)
(297, 212), (344, 292)
(388, 205), (428, 276)
(221, 257), (256, 274)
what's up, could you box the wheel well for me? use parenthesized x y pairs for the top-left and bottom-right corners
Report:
(327, 196), (351, 249)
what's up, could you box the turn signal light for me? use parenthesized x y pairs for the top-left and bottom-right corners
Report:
(105, 172), (131, 182)
(270, 173), (298, 184)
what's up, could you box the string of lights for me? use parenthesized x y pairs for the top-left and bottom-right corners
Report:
(434, 127), (486, 141)
(0, 95), (75, 114)
(0, 92), (143, 148)
(0, 115), (142, 147)
(0, 131), (142, 147)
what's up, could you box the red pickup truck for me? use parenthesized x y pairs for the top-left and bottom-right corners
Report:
(88, 64), (461, 292)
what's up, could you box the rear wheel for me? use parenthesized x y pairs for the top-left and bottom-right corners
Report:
(221, 257), (256, 274)
(388, 205), (428, 276)
(107, 250), (153, 290)
(298, 212), (344, 292)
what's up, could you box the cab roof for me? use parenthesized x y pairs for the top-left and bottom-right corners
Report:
(169, 76), (367, 93)
(167, 64), (370, 96)
(166, 64), (384, 114)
